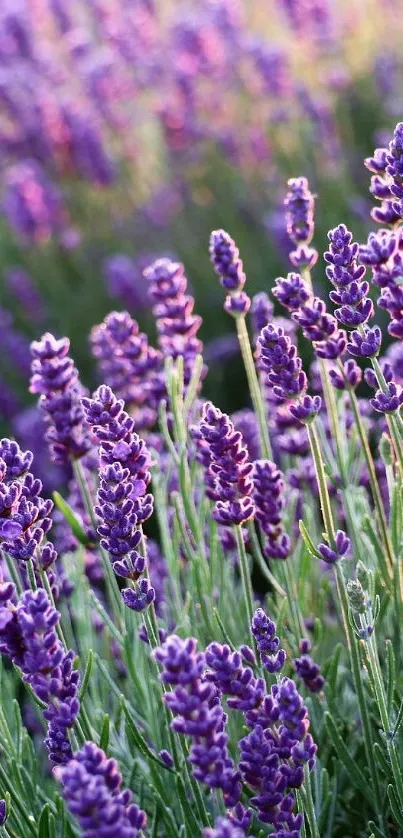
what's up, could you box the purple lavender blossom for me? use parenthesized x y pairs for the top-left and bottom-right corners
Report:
(30, 333), (91, 465)
(284, 177), (318, 268)
(144, 257), (204, 386)
(210, 230), (251, 318)
(370, 382), (403, 414)
(90, 310), (162, 432)
(154, 635), (241, 806)
(289, 394), (322, 423)
(60, 742), (147, 836)
(318, 529), (350, 564)
(257, 323), (307, 401)
(251, 292), (274, 335)
(0, 800), (6, 826)
(294, 638), (325, 693)
(192, 402), (255, 526)
(273, 273), (311, 312)
(103, 254), (151, 311)
(325, 224), (373, 327)
(252, 608), (286, 672)
(82, 385), (154, 611)
(329, 359), (362, 390)
(231, 409), (260, 461)
(5, 267), (46, 324)
(252, 460), (290, 559)
(347, 326), (382, 359)
(203, 817), (246, 838)
(3, 160), (71, 245)
(205, 643), (265, 713)
(209, 230), (246, 292)
(0, 438), (56, 568)
(0, 586), (79, 763)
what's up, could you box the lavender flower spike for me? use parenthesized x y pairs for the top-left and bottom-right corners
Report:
(82, 385), (155, 611)
(0, 586), (80, 763)
(252, 460), (290, 559)
(60, 742), (147, 837)
(154, 635), (241, 806)
(192, 402), (255, 526)
(252, 607), (286, 673)
(257, 323), (307, 402)
(210, 230), (251, 317)
(30, 333), (91, 465)
(284, 176), (318, 268)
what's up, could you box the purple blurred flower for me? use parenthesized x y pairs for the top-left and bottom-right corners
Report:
(203, 817), (246, 838)
(252, 460), (290, 559)
(294, 638), (324, 693)
(30, 333), (91, 465)
(60, 742), (147, 836)
(103, 254), (151, 311)
(284, 177), (318, 268)
(5, 267), (46, 324)
(3, 160), (71, 245)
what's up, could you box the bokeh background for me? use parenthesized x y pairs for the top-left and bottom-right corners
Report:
(0, 0), (401, 463)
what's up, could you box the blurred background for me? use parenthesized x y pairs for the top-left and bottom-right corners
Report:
(0, 0), (401, 469)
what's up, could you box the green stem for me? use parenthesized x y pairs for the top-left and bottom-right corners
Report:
(234, 524), (255, 649)
(367, 351), (403, 474)
(334, 566), (384, 820)
(73, 460), (123, 622)
(306, 422), (336, 545)
(367, 631), (403, 814)
(348, 387), (395, 576)
(236, 316), (273, 459)
(307, 416), (384, 819)
(302, 764), (320, 838)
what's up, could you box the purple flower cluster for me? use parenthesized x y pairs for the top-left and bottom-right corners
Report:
(203, 817), (246, 838)
(0, 586), (79, 763)
(273, 272), (347, 361)
(209, 229), (250, 317)
(257, 323), (307, 401)
(154, 634), (241, 806)
(30, 333), (91, 465)
(359, 228), (403, 340)
(3, 159), (73, 245)
(252, 460), (290, 559)
(324, 224), (382, 359)
(82, 385), (155, 611)
(294, 639), (324, 693)
(144, 257), (204, 386)
(365, 124), (403, 226)
(325, 224), (373, 328)
(60, 742), (147, 837)
(284, 177), (318, 269)
(252, 607), (286, 672)
(90, 310), (162, 432)
(318, 529), (350, 564)
(0, 438), (56, 570)
(192, 402), (255, 526)
(206, 641), (316, 832)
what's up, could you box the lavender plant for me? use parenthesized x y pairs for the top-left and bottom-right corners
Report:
(0, 120), (403, 838)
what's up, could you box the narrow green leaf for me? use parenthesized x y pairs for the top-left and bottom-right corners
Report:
(392, 697), (403, 738)
(38, 804), (51, 838)
(373, 743), (391, 779)
(324, 713), (373, 804)
(299, 520), (322, 560)
(387, 784), (403, 828)
(368, 820), (389, 838)
(53, 491), (91, 546)
(386, 639), (396, 717)
(78, 649), (93, 701)
(362, 517), (393, 591)
(99, 714), (110, 753)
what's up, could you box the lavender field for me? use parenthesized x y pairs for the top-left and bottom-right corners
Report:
(0, 2), (402, 837)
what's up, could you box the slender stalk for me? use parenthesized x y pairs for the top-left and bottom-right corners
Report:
(363, 343), (403, 474)
(236, 315), (273, 459)
(334, 565), (384, 820)
(301, 764), (320, 838)
(234, 524), (255, 649)
(347, 386), (395, 576)
(307, 417), (384, 819)
(366, 631), (403, 813)
(73, 460), (123, 621)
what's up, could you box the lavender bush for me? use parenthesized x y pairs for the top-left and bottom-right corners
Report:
(0, 118), (400, 837)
